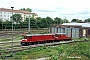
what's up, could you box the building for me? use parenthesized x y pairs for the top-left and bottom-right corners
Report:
(50, 23), (90, 38)
(0, 8), (38, 21)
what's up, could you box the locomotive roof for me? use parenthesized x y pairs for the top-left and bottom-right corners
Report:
(23, 33), (66, 36)
(26, 34), (54, 36)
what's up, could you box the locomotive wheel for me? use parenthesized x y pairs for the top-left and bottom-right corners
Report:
(21, 42), (25, 46)
(21, 42), (29, 46)
(28, 42), (31, 45)
(26, 43), (27, 45)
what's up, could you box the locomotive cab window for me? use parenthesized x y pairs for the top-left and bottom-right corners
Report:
(24, 36), (27, 39)
(22, 34), (27, 39)
(28, 36), (32, 38)
(22, 36), (27, 39)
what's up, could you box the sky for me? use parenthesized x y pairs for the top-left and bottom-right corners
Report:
(0, 0), (90, 21)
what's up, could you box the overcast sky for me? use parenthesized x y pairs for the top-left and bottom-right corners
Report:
(0, 0), (90, 21)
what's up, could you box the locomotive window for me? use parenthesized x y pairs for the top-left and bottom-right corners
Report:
(22, 36), (27, 39)
(63, 34), (65, 36)
(25, 36), (27, 39)
(28, 36), (31, 37)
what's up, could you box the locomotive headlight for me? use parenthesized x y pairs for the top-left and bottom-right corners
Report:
(22, 39), (27, 42)
(22, 39), (27, 40)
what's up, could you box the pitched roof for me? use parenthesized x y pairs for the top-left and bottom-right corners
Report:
(0, 8), (38, 16)
(0, 8), (21, 13)
(31, 12), (38, 16)
(62, 22), (90, 27)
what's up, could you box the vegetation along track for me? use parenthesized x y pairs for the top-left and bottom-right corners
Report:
(0, 39), (89, 57)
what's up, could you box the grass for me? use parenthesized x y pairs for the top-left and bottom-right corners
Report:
(14, 46), (58, 60)
(0, 41), (90, 60)
(0, 34), (22, 42)
(8, 41), (89, 60)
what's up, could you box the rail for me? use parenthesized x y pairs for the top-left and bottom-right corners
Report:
(0, 39), (89, 56)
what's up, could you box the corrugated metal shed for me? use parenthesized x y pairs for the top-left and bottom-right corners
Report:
(62, 23), (90, 27)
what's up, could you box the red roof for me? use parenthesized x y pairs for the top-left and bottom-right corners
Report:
(0, 8), (38, 16)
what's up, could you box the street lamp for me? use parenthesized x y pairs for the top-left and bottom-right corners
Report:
(11, 7), (14, 57)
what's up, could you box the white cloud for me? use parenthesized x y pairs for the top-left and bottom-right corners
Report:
(0, 0), (31, 9)
(25, 0), (90, 21)
(0, 0), (90, 21)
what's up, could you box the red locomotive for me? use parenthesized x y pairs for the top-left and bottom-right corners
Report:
(21, 33), (71, 46)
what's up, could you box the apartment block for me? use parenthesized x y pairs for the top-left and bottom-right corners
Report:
(0, 8), (38, 21)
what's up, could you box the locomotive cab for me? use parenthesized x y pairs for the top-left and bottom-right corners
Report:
(54, 33), (71, 40)
(21, 34), (31, 46)
(22, 36), (27, 42)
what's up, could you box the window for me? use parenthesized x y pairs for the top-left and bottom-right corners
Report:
(0, 15), (2, 17)
(8, 18), (9, 20)
(8, 15), (9, 17)
(4, 15), (6, 17)
(4, 18), (6, 20)
(88, 29), (90, 35)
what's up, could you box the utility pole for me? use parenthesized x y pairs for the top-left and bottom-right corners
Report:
(28, 14), (30, 34)
(65, 17), (66, 23)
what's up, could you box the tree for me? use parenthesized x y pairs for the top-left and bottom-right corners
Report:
(71, 19), (77, 22)
(25, 17), (37, 28)
(36, 17), (42, 28)
(71, 19), (83, 22)
(84, 18), (90, 22)
(20, 8), (25, 10)
(45, 16), (53, 27)
(20, 21), (28, 28)
(10, 14), (22, 23)
(63, 18), (70, 23)
(54, 17), (62, 24)
(4, 20), (12, 29)
(26, 8), (32, 12)
(30, 17), (36, 28)
(40, 18), (48, 28)
(20, 8), (32, 12)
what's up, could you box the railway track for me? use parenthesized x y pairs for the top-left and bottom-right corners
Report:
(0, 39), (89, 57)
